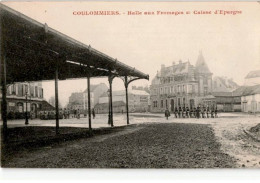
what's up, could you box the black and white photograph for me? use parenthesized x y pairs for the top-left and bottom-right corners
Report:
(0, 1), (260, 180)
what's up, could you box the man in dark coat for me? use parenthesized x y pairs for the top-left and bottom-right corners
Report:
(214, 107), (218, 118)
(186, 107), (189, 118)
(92, 108), (96, 119)
(196, 106), (200, 119)
(211, 106), (214, 118)
(182, 106), (186, 118)
(190, 107), (194, 118)
(165, 108), (170, 120)
(206, 106), (210, 118)
(174, 107), (178, 118)
(178, 106), (182, 118)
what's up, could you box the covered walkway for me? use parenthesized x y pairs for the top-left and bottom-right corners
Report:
(0, 4), (149, 142)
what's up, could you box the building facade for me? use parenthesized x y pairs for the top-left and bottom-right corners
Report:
(212, 76), (240, 112)
(241, 85), (260, 113)
(213, 76), (239, 92)
(0, 82), (53, 119)
(94, 87), (150, 113)
(150, 52), (214, 113)
(67, 83), (108, 113)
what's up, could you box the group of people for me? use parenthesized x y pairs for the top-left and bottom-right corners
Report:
(165, 106), (218, 119)
(62, 108), (96, 119)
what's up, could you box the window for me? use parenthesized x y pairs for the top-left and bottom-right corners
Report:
(204, 87), (208, 95)
(183, 98), (186, 106)
(166, 100), (168, 108)
(9, 85), (12, 95)
(161, 100), (163, 108)
(203, 77), (208, 85)
(153, 101), (158, 108)
(24, 85), (28, 95)
(35, 86), (38, 97)
(188, 84), (192, 94)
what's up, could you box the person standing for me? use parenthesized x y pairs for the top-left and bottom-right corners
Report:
(196, 106), (200, 119)
(92, 108), (96, 119)
(186, 107), (189, 118)
(190, 107), (193, 118)
(211, 106), (214, 118)
(77, 109), (80, 119)
(201, 106), (205, 118)
(214, 107), (218, 118)
(174, 107), (178, 118)
(182, 106), (186, 118)
(178, 106), (182, 118)
(206, 106), (209, 118)
(165, 108), (170, 120)
(74, 109), (77, 118)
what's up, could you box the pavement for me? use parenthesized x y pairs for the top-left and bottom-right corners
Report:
(2, 112), (260, 168)
(2, 112), (260, 129)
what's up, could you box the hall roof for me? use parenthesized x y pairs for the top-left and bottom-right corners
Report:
(0, 4), (149, 84)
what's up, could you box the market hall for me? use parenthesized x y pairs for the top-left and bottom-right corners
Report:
(0, 3), (149, 142)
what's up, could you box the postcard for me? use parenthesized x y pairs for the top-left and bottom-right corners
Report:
(0, 1), (260, 171)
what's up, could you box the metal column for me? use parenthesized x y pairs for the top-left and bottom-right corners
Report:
(124, 76), (130, 125)
(108, 76), (113, 127)
(108, 89), (111, 125)
(55, 66), (59, 134)
(87, 76), (92, 131)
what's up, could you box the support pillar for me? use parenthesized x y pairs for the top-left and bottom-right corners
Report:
(108, 89), (111, 125)
(120, 75), (148, 125)
(124, 76), (130, 125)
(1, 54), (7, 143)
(55, 65), (59, 135)
(108, 75), (114, 127)
(87, 76), (92, 131)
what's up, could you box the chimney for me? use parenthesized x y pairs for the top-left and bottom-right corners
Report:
(179, 60), (182, 64)
(172, 61), (175, 66)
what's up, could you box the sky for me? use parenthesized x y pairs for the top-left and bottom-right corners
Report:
(2, 1), (260, 107)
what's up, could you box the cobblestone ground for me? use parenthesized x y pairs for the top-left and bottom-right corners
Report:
(2, 123), (236, 168)
(2, 113), (260, 168)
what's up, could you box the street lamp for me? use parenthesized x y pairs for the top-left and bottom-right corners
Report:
(107, 89), (111, 125)
(25, 90), (29, 125)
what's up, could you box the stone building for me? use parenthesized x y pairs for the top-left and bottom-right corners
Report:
(213, 76), (239, 92)
(0, 82), (54, 119)
(212, 76), (240, 112)
(241, 84), (260, 113)
(94, 87), (150, 113)
(150, 52), (215, 113)
(67, 83), (108, 112)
